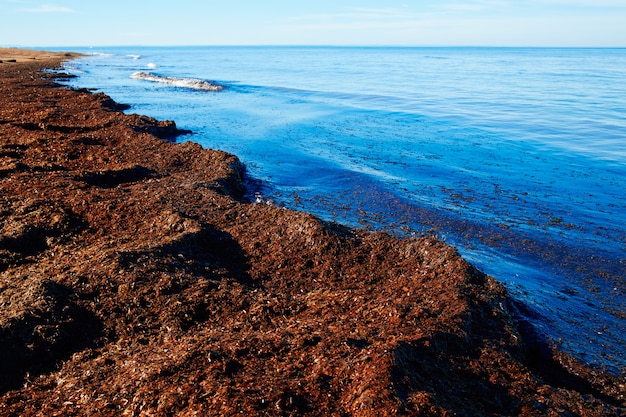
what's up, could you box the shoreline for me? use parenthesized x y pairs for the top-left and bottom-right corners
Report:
(0, 47), (80, 63)
(0, 48), (623, 415)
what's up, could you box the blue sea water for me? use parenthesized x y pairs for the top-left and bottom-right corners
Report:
(55, 46), (625, 374)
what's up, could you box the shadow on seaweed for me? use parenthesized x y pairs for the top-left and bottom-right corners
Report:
(0, 211), (88, 272)
(118, 223), (255, 287)
(392, 332), (518, 416)
(511, 300), (622, 406)
(78, 165), (157, 188)
(116, 224), (256, 332)
(0, 281), (103, 394)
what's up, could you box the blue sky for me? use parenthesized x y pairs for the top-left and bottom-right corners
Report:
(1, 0), (625, 47)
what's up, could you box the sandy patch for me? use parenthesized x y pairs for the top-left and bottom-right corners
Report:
(0, 47), (80, 64)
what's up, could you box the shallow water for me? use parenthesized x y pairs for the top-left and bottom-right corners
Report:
(56, 46), (625, 374)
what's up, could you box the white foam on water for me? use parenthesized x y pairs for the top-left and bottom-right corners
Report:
(130, 71), (224, 91)
(87, 52), (114, 57)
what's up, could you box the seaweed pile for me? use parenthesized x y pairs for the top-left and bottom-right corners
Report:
(0, 50), (623, 416)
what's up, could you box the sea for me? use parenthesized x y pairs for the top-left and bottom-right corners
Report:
(52, 46), (625, 375)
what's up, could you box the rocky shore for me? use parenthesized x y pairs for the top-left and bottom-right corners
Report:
(0, 49), (623, 416)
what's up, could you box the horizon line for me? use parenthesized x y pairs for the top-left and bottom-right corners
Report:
(13, 44), (626, 50)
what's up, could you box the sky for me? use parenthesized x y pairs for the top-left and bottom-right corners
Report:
(1, 0), (625, 47)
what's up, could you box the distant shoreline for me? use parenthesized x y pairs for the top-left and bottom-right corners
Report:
(0, 47), (82, 64)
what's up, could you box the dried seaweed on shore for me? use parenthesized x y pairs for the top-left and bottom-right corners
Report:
(0, 50), (623, 416)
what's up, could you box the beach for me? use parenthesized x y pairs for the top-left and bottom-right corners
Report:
(0, 48), (624, 416)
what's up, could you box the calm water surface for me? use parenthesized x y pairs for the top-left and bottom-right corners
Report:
(57, 46), (626, 374)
